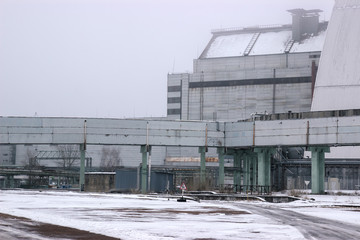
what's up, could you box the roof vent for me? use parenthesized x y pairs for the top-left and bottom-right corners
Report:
(288, 9), (322, 41)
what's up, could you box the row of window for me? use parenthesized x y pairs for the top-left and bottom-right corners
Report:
(167, 109), (181, 115)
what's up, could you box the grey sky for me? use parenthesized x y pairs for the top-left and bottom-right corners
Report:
(0, 0), (334, 118)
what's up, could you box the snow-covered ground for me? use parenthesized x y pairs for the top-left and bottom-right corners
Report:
(277, 193), (360, 226)
(0, 190), (360, 240)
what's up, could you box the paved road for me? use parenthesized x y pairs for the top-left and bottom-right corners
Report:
(234, 203), (360, 240)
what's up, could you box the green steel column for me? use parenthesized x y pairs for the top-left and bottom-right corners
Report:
(252, 155), (257, 186)
(265, 152), (271, 187)
(243, 155), (247, 190)
(233, 152), (237, 190)
(217, 147), (225, 190)
(233, 152), (240, 187)
(140, 145), (148, 194)
(244, 154), (251, 191)
(254, 148), (275, 188)
(199, 147), (206, 188)
(79, 144), (85, 191)
(256, 149), (267, 186)
(9, 175), (15, 188)
(310, 147), (330, 194)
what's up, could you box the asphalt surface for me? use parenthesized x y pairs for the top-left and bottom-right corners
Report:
(234, 203), (360, 240)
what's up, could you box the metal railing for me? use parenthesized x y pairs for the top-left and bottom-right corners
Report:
(211, 24), (285, 34)
(220, 184), (271, 195)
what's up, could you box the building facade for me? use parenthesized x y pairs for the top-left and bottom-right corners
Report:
(168, 9), (327, 121)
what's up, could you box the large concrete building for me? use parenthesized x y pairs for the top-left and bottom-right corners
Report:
(167, 9), (327, 121)
(1, 9), (329, 180)
(312, 0), (360, 111)
(3, 5), (360, 192)
(311, 0), (360, 160)
(165, 9), (334, 189)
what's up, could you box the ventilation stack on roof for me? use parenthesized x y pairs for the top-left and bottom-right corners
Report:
(288, 9), (322, 41)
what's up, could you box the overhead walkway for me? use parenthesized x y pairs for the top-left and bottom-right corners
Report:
(1, 109), (360, 194)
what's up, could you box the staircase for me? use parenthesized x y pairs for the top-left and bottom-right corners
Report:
(284, 39), (295, 53)
(243, 32), (260, 56)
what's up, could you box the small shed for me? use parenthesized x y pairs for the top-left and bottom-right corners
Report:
(115, 167), (174, 193)
(85, 172), (115, 192)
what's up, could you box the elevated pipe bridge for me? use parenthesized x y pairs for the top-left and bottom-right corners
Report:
(1, 109), (360, 193)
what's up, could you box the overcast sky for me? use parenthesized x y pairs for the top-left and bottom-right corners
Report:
(0, 0), (334, 118)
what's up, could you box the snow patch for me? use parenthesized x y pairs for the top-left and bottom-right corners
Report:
(250, 31), (292, 55)
(291, 31), (326, 53)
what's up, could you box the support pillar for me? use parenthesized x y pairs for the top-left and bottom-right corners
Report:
(233, 150), (245, 192)
(140, 145), (148, 194)
(233, 151), (242, 190)
(217, 148), (225, 190)
(7, 175), (15, 188)
(254, 148), (275, 193)
(147, 146), (152, 192)
(11, 175), (15, 188)
(79, 144), (85, 191)
(243, 155), (251, 191)
(199, 147), (207, 189)
(251, 155), (257, 187)
(310, 147), (330, 194)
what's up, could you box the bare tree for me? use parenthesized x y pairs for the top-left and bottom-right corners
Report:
(24, 148), (40, 170)
(100, 146), (121, 171)
(24, 148), (43, 187)
(57, 145), (79, 169)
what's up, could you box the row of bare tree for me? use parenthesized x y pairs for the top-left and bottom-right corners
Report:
(25, 146), (122, 171)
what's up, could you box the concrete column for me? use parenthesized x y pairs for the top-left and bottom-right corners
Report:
(265, 152), (271, 187)
(233, 151), (241, 188)
(140, 145), (148, 194)
(79, 144), (85, 191)
(11, 175), (15, 188)
(147, 146), (152, 192)
(251, 155), (257, 186)
(8, 175), (15, 188)
(310, 147), (330, 194)
(244, 155), (251, 191)
(256, 149), (267, 186)
(254, 148), (275, 191)
(217, 147), (225, 190)
(243, 156), (248, 187)
(199, 147), (206, 188)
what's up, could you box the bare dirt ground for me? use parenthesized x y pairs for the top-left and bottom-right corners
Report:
(0, 213), (119, 240)
(0, 206), (250, 239)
